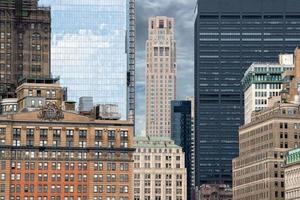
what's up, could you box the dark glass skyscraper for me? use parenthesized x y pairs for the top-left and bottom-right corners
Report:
(195, 0), (300, 186)
(171, 100), (194, 200)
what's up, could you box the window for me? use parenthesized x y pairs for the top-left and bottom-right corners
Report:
(144, 174), (151, 179)
(159, 20), (164, 28)
(79, 130), (87, 138)
(120, 174), (128, 182)
(120, 131), (128, 138)
(40, 129), (48, 138)
(108, 131), (115, 140)
(120, 186), (128, 193)
(94, 162), (103, 170)
(154, 47), (158, 56)
(120, 163), (129, 171)
(108, 141), (115, 148)
(32, 55), (41, 62)
(95, 141), (102, 147)
(31, 100), (35, 107)
(107, 163), (116, 171)
(13, 140), (20, 146)
(0, 173), (5, 180)
(32, 65), (41, 72)
(66, 130), (74, 137)
(95, 130), (102, 138)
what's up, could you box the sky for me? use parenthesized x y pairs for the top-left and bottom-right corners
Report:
(135, 0), (196, 134)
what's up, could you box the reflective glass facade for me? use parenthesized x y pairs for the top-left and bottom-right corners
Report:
(195, 0), (300, 186)
(171, 100), (193, 200)
(38, 0), (135, 120)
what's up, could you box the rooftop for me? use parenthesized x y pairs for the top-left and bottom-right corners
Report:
(134, 136), (181, 148)
(241, 54), (294, 90)
(242, 65), (294, 91)
(18, 76), (60, 86)
(240, 103), (300, 130)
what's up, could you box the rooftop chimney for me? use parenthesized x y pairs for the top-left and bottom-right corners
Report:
(294, 48), (300, 78)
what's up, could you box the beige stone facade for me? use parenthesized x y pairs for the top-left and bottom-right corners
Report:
(145, 16), (176, 137)
(16, 81), (64, 111)
(232, 103), (300, 200)
(133, 137), (186, 200)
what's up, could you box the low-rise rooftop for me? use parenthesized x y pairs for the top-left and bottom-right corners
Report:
(134, 136), (180, 148)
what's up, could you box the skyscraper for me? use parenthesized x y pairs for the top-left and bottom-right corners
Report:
(145, 16), (176, 137)
(0, 0), (51, 98)
(171, 100), (194, 200)
(38, 0), (136, 121)
(195, 0), (300, 186)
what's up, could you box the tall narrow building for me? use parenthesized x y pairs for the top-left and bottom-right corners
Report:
(38, 0), (136, 122)
(145, 16), (176, 137)
(0, 0), (51, 98)
(195, 0), (300, 186)
(171, 100), (194, 200)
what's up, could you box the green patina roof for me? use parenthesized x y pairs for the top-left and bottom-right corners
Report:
(241, 63), (293, 91)
(286, 148), (300, 165)
(134, 136), (180, 149)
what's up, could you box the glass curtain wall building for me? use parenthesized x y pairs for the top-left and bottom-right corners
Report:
(171, 100), (194, 200)
(195, 0), (300, 186)
(38, 0), (136, 121)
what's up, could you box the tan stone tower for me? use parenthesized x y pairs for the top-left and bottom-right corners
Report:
(145, 16), (176, 137)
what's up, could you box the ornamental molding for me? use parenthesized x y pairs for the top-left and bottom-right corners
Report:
(38, 103), (64, 121)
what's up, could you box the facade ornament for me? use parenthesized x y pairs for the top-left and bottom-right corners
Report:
(38, 102), (64, 121)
